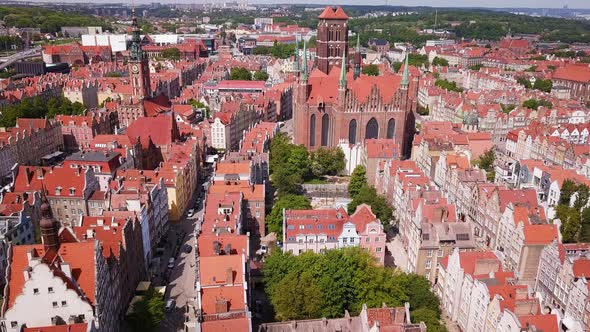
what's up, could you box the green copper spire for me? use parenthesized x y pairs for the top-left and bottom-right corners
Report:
(401, 53), (410, 86)
(339, 51), (347, 89)
(130, 8), (143, 61)
(294, 37), (300, 73)
(301, 40), (308, 81)
(356, 34), (360, 52)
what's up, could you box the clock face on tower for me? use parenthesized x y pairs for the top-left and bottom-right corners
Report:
(131, 64), (139, 74)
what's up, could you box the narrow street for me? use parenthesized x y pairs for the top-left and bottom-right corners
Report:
(157, 172), (209, 332)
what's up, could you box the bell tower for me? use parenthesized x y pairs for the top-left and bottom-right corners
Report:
(129, 9), (151, 100)
(316, 6), (349, 75)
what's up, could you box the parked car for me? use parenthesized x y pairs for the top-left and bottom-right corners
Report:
(187, 209), (194, 217)
(167, 257), (175, 269)
(165, 299), (176, 311)
(185, 244), (193, 253)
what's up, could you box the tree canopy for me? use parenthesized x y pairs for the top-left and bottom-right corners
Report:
(431, 57), (449, 67)
(266, 194), (311, 238)
(435, 79), (463, 93)
(348, 165), (368, 199)
(362, 64), (380, 76)
(124, 287), (165, 332)
(160, 47), (180, 60)
(348, 185), (394, 227)
(253, 43), (295, 59)
(229, 67), (252, 80)
(263, 248), (445, 330)
(473, 148), (495, 182)
(554, 180), (590, 243)
(253, 70), (269, 81)
(269, 132), (345, 196)
(0, 96), (85, 127)
(522, 98), (553, 110)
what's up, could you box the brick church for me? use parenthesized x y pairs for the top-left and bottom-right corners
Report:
(293, 6), (417, 157)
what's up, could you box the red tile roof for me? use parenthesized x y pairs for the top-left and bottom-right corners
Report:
(553, 64), (590, 83)
(6, 242), (96, 309)
(200, 317), (250, 332)
(318, 6), (349, 19)
(199, 255), (244, 286)
(518, 314), (558, 332)
(573, 257), (590, 278)
(24, 323), (89, 332)
(201, 286), (246, 315)
(197, 234), (249, 257)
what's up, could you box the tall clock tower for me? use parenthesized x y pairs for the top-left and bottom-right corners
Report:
(129, 9), (151, 99)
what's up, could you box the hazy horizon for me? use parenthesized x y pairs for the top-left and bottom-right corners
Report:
(7, 0), (590, 9)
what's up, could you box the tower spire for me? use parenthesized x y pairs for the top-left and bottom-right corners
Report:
(401, 53), (410, 87)
(294, 37), (300, 73)
(301, 40), (308, 82)
(354, 34), (361, 79)
(339, 51), (347, 90)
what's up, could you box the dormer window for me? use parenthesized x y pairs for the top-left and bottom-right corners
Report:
(55, 187), (62, 195)
(69, 188), (75, 196)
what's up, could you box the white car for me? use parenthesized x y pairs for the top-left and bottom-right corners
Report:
(167, 258), (175, 269)
(187, 209), (194, 217)
(165, 299), (176, 311)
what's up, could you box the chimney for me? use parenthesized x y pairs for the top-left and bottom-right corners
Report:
(225, 243), (232, 255)
(215, 298), (229, 313)
(225, 267), (233, 284)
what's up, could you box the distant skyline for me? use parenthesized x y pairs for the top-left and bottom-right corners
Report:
(8, 0), (590, 9)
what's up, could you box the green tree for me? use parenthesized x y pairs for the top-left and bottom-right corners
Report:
(431, 57), (449, 66)
(263, 248), (441, 322)
(266, 194), (311, 237)
(579, 207), (590, 242)
(435, 79), (463, 93)
(348, 185), (393, 227)
(574, 184), (590, 210)
(104, 71), (122, 77)
(253, 70), (269, 81)
(474, 148), (495, 182)
(310, 147), (345, 177)
(272, 270), (324, 320)
(392, 62), (402, 73)
(533, 79), (553, 93)
(348, 165), (367, 198)
(560, 179), (578, 205)
(557, 204), (581, 243)
(501, 104), (516, 114)
(522, 98), (553, 110)
(125, 287), (165, 332)
(161, 47), (180, 60)
(411, 308), (448, 332)
(362, 64), (380, 76)
(229, 67), (252, 80)
(517, 77), (532, 89)
(469, 64), (483, 71)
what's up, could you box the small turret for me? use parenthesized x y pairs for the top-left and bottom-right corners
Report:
(401, 53), (410, 88)
(293, 37), (300, 73)
(301, 40), (308, 83)
(354, 34), (361, 79)
(339, 51), (347, 90)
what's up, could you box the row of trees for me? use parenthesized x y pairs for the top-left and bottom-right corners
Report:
(0, 6), (110, 33)
(266, 132), (346, 236)
(263, 248), (447, 331)
(556, 180), (590, 243)
(253, 42), (296, 59)
(348, 165), (394, 229)
(229, 67), (269, 81)
(516, 77), (553, 93)
(0, 96), (85, 127)
(392, 54), (430, 73)
(522, 98), (553, 110)
(435, 79), (464, 93)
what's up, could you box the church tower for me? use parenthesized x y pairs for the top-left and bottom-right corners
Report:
(316, 6), (349, 75)
(40, 189), (60, 252)
(129, 9), (151, 100)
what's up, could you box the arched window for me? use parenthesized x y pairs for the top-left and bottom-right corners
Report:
(386, 118), (395, 139)
(348, 119), (357, 144)
(310, 114), (316, 147)
(365, 117), (379, 139)
(321, 114), (330, 146)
